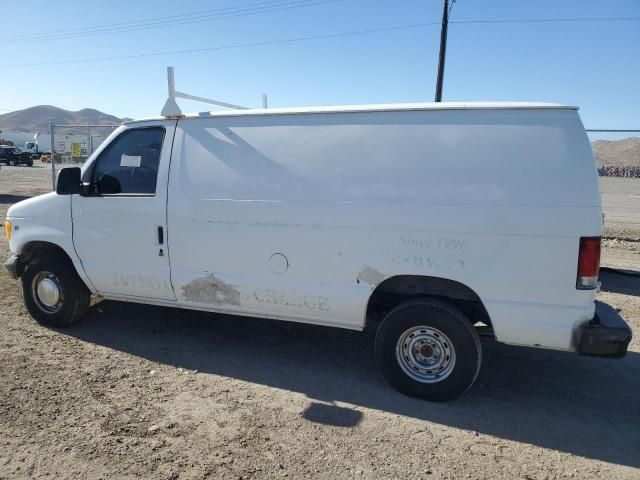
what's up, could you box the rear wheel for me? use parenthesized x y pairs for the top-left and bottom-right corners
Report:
(21, 256), (90, 328)
(375, 299), (482, 401)
(9, 159), (16, 166)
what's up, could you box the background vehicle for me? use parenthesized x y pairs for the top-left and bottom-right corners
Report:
(25, 140), (43, 159)
(0, 145), (33, 166)
(13, 147), (33, 165)
(39, 151), (62, 163)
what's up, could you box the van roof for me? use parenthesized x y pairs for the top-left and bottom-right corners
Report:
(125, 101), (577, 124)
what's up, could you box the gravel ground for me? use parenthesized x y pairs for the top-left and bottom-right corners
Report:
(1, 165), (639, 479)
(600, 177), (640, 241)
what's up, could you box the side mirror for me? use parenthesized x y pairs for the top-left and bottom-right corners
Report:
(56, 167), (81, 195)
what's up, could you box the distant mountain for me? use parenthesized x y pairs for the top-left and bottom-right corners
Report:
(0, 105), (127, 133)
(592, 137), (640, 167)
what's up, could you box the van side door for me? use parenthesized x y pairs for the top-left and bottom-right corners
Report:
(71, 121), (176, 300)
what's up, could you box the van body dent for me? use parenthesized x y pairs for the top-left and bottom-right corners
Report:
(5, 102), (632, 401)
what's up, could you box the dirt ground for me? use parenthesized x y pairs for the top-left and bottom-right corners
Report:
(1, 165), (639, 480)
(600, 176), (640, 242)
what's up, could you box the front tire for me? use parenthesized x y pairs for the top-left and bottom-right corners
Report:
(21, 256), (90, 328)
(375, 299), (482, 401)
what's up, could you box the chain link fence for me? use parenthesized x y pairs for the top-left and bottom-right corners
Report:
(586, 130), (640, 240)
(47, 124), (119, 188)
(586, 129), (640, 177)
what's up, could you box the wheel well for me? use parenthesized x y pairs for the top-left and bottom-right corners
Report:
(365, 275), (493, 335)
(18, 241), (75, 276)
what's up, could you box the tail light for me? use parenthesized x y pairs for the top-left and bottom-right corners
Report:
(576, 237), (601, 289)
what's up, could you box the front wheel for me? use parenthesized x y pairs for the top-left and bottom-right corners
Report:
(9, 159), (16, 166)
(21, 256), (91, 328)
(375, 299), (482, 401)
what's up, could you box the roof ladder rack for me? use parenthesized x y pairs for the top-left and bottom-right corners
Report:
(161, 66), (265, 116)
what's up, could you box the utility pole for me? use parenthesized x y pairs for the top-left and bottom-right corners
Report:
(434, 0), (450, 102)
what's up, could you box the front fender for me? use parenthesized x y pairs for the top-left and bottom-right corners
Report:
(7, 193), (97, 294)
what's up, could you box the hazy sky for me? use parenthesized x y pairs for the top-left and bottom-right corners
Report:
(0, 0), (638, 127)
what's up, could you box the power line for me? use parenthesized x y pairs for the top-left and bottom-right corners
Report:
(448, 0), (457, 16)
(0, 0), (342, 45)
(3, 22), (440, 68)
(451, 16), (640, 25)
(0, 0), (291, 39)
(1, 4), (636, 46)
(3, 16), (639, 68)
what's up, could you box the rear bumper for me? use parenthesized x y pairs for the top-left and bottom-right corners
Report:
(577, 301), (632, 358)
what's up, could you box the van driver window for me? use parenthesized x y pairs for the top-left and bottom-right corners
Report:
(92, 127), (165, 195)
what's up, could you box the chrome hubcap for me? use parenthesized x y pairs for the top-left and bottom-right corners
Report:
(32, 272), (63, 313)
(396, 326), (456, 383)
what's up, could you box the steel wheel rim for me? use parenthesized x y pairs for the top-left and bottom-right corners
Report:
(32, 271), (63, 314)
(395, 326), (456, 383)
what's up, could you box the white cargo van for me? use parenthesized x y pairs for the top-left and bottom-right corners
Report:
(4, 102), (632, 401)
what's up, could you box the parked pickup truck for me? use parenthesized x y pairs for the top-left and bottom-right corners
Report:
(4, 102), (632, 401)
(0, 145), (33, 166)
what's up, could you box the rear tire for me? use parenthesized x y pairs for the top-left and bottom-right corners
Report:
(375, 299), (481, 401)
(9, 159), (16, 166)
(21, 255), (90, 328)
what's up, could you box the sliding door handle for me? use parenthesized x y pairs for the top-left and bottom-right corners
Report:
(157, 226), (164, 245)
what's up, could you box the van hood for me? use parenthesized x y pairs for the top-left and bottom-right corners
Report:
(7, 192), (69, 219)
